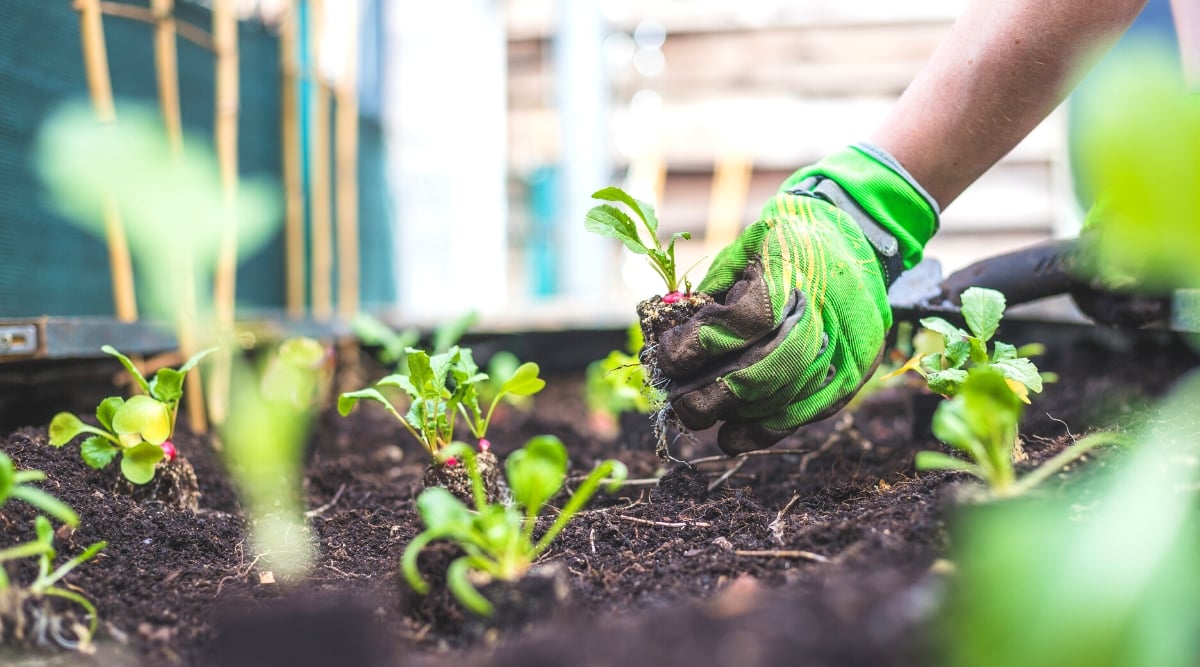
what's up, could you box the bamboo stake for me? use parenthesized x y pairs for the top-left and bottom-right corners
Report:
(280, 0), (306, 319)
(151, 0), (208, 434)
(334, 3), (360, 318)
(75, 0), (138, 322)
(308, 0), (334, 320)
(98, 1), (214, 50)
(209, 0), (239, 425)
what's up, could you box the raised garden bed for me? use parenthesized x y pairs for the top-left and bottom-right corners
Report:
(0, 321), (1194, 667)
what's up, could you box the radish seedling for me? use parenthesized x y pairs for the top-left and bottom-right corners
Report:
(402, 437), (627, 616)
(338, 345), (544, 457)
(0, 516), (106, 648)
(339, 345), (545, 501)
(585, 187), (712, 458)
(917, 366), (1124, 498)
(890, 287), (1045, 402)
(47, 345), (215, 484)
(585, 186), (696, 297)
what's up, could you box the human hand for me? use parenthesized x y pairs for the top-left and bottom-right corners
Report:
(657, 145), (938, 455)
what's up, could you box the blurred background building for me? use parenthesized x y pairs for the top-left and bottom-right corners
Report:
(0, 0), (1181, 336)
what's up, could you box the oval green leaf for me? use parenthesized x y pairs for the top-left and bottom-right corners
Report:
(112, 395), (171, 445)
(506, 435), (568, 516)
(500, 362), (545, 397)
(48, 413), (89, 447)
(120, 441), (165, 485)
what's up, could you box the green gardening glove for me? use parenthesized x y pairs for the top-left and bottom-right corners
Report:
(657, 144), (939, 455)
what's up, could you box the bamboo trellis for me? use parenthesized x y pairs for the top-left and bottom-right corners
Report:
(71, 0), (363, 425)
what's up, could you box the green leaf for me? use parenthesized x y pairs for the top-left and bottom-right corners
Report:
(10, 486), (79, 527)
(992, 357), (1044, 394)
(447, 556), (495, 616)
(120, 441), (165, 485)
(377, 373), (418, 398)
(968, 337), (990, 364)
(927, 369), (969, 396)
(178, 346), (218, 373)
(960, 287), (1006, 342)
(584, 204), (649, 254)
(337, 388), (403, 421)
(991, 341), (1018, 362)
(80, 436), (120, 470)
(405, 349), (436, 396)
(943, 340), (972, 369)
(111, 395), (172, 445)
(499, 362), (546, 397)
(95, 397), (123, 431)
(101, 345), (151, 395)
(0, 452), (13, 500)
(506, 435), (568, 518)
(150, 368), (185, 404)
(920, 317), (968, 341)
(591, 186), (660, 234)
(48, 413), (90, 447)
(416, 487), (472, 533)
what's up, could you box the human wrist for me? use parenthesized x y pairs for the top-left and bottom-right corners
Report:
(783, 144), (940, 271)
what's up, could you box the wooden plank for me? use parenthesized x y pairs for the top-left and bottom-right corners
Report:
(506, 0), (964, 40)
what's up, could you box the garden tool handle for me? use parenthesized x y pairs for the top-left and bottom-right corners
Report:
(938, 238), (1173, 328)
(937, 238), (1080, 307)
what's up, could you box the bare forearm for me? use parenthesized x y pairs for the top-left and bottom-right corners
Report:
(871, 0), (1147, 208)
(1171, 0), (1200, 86)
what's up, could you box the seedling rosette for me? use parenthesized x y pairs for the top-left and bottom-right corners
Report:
(338, 345), (546, 502)
(402, 437), (627, 617)
(888, 287), (1046, 403)
(47, 345), (215, 486)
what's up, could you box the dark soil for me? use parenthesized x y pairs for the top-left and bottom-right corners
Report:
(0, 324), (1194, 667)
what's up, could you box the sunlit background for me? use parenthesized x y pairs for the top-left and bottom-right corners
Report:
(0, 0), (1181, 331)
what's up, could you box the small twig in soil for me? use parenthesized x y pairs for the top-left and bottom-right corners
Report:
(707, 456), (748, 493)
(734, 549), (829, 563)
(799, 416), (855, 473)
(214, 551), (264, 597)
(616, 514), (711, 529)
(768, 493), (801, 545)
(325, 562), (370, 579)
(687, 449), (811, 467)
(304, 483), (346, 518)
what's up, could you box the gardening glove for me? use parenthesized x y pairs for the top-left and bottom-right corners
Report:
(658, 143), (939, 455)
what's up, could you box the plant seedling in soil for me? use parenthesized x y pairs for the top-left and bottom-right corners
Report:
(402, 437), (627, 616)
(338, 345), (546, 501)
(889, 287), (1046, 403)
(585, 323), (660, 421)
(585, 187), (713, 457)
(0, 452), (79, 528)
(917, 366), (1125, 498)
(0, 515), (106, 649)
(46, 345), (215, 485)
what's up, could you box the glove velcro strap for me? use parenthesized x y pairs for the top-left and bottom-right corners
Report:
(786, 176), (905, 287)
(786, 145), (940, 271)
